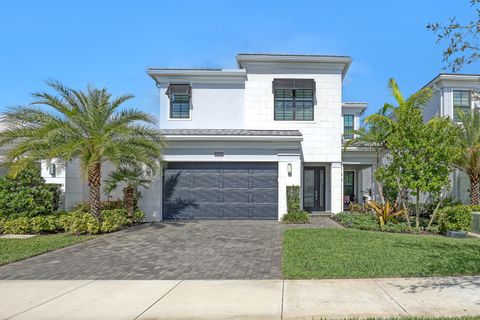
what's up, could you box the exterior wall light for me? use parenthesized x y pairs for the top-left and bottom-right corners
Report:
(49, 163), (56, 176)
(287, 163), (292, 177)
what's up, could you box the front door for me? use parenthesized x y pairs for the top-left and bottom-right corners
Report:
(303, 167), (325, 212)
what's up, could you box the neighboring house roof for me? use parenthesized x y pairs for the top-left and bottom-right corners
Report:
(342, 102), (367, 115)
(159, 129), (302, 136)
(236, 53), (352, 78)
(159, 129), (303, 141)
(422, 73), (480, 89)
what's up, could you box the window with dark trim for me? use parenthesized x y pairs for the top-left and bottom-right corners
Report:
(343, 114), (354, 139)
(453, 90), (471, 122)
(273, 79), (315, 121)
(166, 84), (191, 119)
(344, 171), (355, 202)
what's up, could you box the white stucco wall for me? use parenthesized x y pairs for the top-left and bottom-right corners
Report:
(158, 82), (245, 129)
(278, 155), (302, 220)
(242, 68), (343, 163)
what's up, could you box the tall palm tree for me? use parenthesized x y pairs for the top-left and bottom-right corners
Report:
(456, 110), (480, 205)
(104, 166), (152, 217)
(0, 81), (165, 220)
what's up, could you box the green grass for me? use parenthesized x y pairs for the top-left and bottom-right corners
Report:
(0, 234), (93, 266)
(282, 228), (480, 279)
(360, 318), (480, 320)
(360, 316), (480, 320)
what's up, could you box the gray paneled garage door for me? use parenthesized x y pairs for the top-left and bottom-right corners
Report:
(163, 162), (278, 219)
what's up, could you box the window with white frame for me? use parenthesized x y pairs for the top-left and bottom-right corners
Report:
(166, 84), (191, 119)
(273, 79), (315, 121)
(343, 114), (354, 139)
(453, 90), (471, 122)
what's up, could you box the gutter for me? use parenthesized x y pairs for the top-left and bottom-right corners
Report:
(162, 135), (303, 142)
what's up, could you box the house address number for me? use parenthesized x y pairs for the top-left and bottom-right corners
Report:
(214, 152), (224, 157)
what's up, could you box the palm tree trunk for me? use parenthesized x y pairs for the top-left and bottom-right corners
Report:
(470, 176), (480, 205)
(88, 163), (102, 221)
(124, 185), (135, 217)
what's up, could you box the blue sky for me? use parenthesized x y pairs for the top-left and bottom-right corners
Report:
(1, 0), (478, 118)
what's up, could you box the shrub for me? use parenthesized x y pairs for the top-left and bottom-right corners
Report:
(100, 209), (129, 233)
(438, 205), (472, 233)
(30, 215), (62, 233)
(367, 200), (404, 227)
(406, 202), (436, 219)
(347, 202), (371, 214)
(283, 211), (310, 224)
(286, 185), (301, 213)
(74, 200), (124, 213)
(3, 217), (31, 234)
(0, 165), (62, 219)
(61, 212), (101, 235)
(131, 211), (145, 223)
(0, 217), (5, 233)
(335, 212), (418, 234)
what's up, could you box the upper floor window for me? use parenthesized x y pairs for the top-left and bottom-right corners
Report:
(166, 84), (191, 119)
(453, 90), (471, 122)
(343, 114), (354, 139)
(273, 79), (315, 121)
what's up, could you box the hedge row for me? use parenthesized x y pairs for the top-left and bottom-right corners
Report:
(0, 209), (144, 235)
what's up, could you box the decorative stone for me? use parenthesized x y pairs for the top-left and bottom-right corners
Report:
(0, 234), (37, 239)
(446, 231), (467, 238)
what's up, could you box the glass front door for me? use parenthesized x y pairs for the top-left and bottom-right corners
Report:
(303, 167), (325, 211)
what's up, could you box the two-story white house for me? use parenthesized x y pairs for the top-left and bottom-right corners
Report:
(138, 53), (373, 221)
(421, 73), (480, 204)
(34, 57), (480, 220)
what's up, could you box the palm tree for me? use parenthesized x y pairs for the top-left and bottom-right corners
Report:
(104, 166), (152, 217)
(455, 110), (480, 205)
(0, 80), (165, 220)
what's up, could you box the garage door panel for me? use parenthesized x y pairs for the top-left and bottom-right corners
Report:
(189, 204), (221, 219)
(252, 189), (277, 203)
(251, 204), (278, 218)
(222, 175), (250, 188)
(222, 189), (251, 203)
(164, 172), (192, 189)
(192, 189), (222, 203)
(221, 204), (252, 219)
(252, 177), (277, 188)
(163, 162), (278, 220)
(193, 174), (220, 188)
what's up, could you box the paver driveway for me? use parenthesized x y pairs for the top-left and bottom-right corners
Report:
(0, 220), (284, 280)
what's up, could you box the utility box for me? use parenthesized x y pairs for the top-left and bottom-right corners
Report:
(473, 212), (480, 234)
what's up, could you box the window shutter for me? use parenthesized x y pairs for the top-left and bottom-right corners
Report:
(166, 84), (191, 97)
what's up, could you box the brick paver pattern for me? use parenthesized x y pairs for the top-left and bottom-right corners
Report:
(0, 217), (340, 280)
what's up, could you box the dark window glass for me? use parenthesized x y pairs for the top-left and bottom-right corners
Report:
(274, 89), (314, 121)
(453, 91), (470, 122)
(344, 171), (355, 201)
(344, 115), (354, 139)
(170, 94), (190, 119)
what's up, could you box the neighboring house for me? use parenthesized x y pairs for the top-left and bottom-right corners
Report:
(421, 74), (480, 204)
(139, 53), (374, 221)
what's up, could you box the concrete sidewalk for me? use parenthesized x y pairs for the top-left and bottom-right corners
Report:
(1, 276), (479, 319)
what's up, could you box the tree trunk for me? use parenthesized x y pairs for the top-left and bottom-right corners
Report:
(124, 185), (135, 217)
(88, 163), (102, 221)
(396, 179), (410, 226)
(415, 190), (420, 229)
(428, 188), (447, 228)
(470, 176), (480, 205)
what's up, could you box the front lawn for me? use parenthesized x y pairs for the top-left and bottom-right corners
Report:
(0, 234), (93, 266)
(282, 228), (480, 279)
